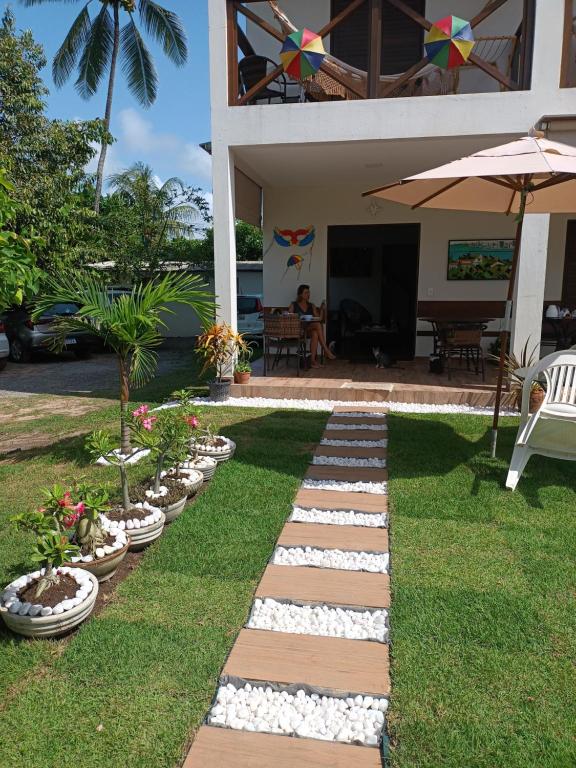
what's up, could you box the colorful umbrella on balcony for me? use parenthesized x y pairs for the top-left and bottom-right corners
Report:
(280, 29), (326, 80)
(424, 16), (475, 69)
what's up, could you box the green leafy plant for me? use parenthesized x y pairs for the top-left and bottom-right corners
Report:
(489, 337), (544, 407)
(85, 431), (147, 512)
(33, 272), (213, 453)
(196, 324), (248, 382)
(130, 403), (199, 493)
(11, 509), (80, 598)
(234, 341), (254, 374)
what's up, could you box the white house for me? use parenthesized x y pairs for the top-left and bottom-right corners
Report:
(208, 0), (576, 361)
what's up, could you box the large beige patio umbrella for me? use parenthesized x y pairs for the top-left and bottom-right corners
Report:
(363, 132), (576, 456)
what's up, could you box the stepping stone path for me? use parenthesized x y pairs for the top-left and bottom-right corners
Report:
(183, 406), (391, 768)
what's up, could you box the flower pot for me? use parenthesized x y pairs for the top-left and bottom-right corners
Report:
(0, 568), (99, 639)
(127, 513), (165, 550)
(234, 371), (251, 384)
(68, 540), (130, 583)
(529, 388), (545, 413)
(182, 456), (218, 481)
(194, 437), (236, 464)
(209, 379), (231, 402)
(106, 506), (165, 552)
(162, 495), (188, 524)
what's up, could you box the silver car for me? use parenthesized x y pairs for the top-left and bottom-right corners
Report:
(0, 320), (9, 371)
(237, 295), (264, 338)
(3, 303), (93, 363)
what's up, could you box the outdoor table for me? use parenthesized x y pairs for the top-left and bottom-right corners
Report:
(544, 317), (576, 351)
(419, 317), (495, 355)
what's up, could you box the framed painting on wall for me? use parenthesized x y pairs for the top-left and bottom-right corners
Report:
(447, 239), (515, 281)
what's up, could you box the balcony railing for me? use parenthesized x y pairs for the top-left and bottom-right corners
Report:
(560, 0), (576, 87)
(227, 0), (536, 106)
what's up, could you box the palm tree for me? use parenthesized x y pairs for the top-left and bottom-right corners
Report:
(108, 162), (203, 267)
(20, 0), (188, 213)
(33, 272), (213, 454)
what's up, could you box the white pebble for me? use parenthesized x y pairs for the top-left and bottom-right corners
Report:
(40, 606), (53, 616)
(291, 507), (387, 528)
(312, 455), (386, 468)
(302, 479), (387, 495)
(272, 546), (389, 573)
(18, 602), (31, 616)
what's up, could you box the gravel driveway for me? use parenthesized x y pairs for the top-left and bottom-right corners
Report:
(0, 349), (190, 399)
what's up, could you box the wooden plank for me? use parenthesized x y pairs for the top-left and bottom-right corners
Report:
(560, 0), (573, 87)
(236, 3), (285, 42)
(306, 465), (388, 483)
(224, 630), (391, 695)
(333, 405), (389, 414)
(314, 445), (387, 459)
(227, 1), (239, 106)
(278, 522), (388, 552)
(257, 565), (391, 608)
(183, 726), (383, 768)
(324, 429), (387, 441)
(319, 0), (368, 38)
(367, 0), (382, 98)
(295, 489), (388, 513)
(328, 415), (388, 425)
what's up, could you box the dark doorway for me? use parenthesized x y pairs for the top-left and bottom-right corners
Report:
(561, 220), (576, 307)
(327, 224), (420, 361)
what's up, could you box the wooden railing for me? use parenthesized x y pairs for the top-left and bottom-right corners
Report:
(560, 0), (576, 87)
(228, 0), (536, 106)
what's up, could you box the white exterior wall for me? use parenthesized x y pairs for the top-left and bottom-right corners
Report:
(209, 0), (576, 356)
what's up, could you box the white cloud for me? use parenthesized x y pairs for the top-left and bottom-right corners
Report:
(117, 108), (213, 185)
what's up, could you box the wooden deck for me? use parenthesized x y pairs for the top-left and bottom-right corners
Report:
(231, 356), (515, 408)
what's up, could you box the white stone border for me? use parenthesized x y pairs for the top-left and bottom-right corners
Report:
(247, 597), (388, 642)
(326, 423), (387, 431)
(271, 546), (389, 573)
(302, 479), (388, 495)
(208, 681), (388, 746)
(290, 506), (387, 528)
(1, 567), (94, 617)
(321, 438), (388, 448)
(312, 456), (386, 468)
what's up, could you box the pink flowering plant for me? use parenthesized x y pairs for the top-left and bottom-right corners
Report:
(10, 483), (109, 598)
(130, 403), (201, 494)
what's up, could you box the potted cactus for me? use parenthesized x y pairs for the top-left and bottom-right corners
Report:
(1, 506), (98, 638)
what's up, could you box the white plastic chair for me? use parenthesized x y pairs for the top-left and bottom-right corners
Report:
(506, 351), (576, 490)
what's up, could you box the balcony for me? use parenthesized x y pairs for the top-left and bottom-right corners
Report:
(227, 0), (536, 106)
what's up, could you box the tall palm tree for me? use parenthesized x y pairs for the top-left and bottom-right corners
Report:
(20, 0), (188, 213)
(34, 272), (213, 454)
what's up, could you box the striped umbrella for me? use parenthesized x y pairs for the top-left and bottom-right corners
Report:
(280, 29), (326, 80)
(425, 16), (475, 69)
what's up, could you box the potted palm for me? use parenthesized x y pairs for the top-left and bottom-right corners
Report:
(1, 509), (98, 638)
(33, 272), (213, 457)
(196, 323), (248, 401)
(492, 338), (545, 413)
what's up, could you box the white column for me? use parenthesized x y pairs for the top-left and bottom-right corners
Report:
(511, 214), (550, 360)
(530, 0), (566, 95)
(211, 145), (237, 331)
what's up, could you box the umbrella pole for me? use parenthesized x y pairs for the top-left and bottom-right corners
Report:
(491, 213), (524, 458)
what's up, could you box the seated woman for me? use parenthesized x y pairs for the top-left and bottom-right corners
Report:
(288, 284), (336, 368)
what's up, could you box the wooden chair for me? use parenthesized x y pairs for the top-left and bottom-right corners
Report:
(263, 314), (306, 376)
(506, 351), (576, 490)
(438, 323), (486, 381)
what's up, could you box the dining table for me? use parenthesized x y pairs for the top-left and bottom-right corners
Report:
(419, 317), (495, 355)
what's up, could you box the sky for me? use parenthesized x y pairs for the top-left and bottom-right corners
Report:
(3, 0), (213, 196)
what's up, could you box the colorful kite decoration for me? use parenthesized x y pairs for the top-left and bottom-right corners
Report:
(424, 16), (475, 69)
(283, 253), (304, 279)
(280, 29), (326, 81)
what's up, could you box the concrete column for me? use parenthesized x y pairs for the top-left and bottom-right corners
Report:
(211, 145), (237, 331)
(511, 214), (550, 360)
(530, 0), (566, 95)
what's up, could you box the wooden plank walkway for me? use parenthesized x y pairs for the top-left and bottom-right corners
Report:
(184, 408), (391, 767)
(328, 415), (388, 425)
(184, 727), (383, 768)
(278, 522), (389, 552)
(256, 565), (391, 609)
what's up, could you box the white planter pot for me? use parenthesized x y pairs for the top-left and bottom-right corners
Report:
(68, 541), (130, 583)
(193, 437), (236, 464)
(0, 568), (99, 639)
(182, 457), (218, 481)
(162, 496), (188, 524)
(127, 513), (166, 551)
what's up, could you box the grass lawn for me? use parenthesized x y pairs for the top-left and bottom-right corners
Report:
(1, 360), (575, 768)
(388, 413), (576, 768)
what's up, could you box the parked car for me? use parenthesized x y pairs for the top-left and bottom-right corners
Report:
(237, 295), (263, 337)
(0, 318), (9, 371)
(3, 303), (93, 363)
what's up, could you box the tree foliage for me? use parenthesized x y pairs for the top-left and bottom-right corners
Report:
(0, 10), (108, 273)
